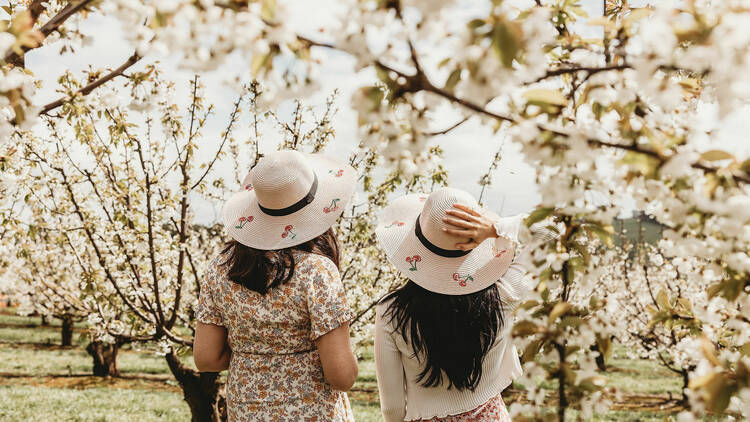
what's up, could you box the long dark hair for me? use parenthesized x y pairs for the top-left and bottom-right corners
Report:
(220, 228), (340, 295)
(383, 281), (504, 392)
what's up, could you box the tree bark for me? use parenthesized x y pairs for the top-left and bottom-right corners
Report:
(60, 315), (74, 346)
(86, 340), (121, 377)
(40, 314), (49, 326)
(680, 369), (690, 405)
(590, 343), (607, 372)
(165, 351), (225, 422)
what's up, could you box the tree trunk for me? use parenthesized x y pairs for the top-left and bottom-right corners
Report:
(40, 315), (49, 326)
(86, 340), (121, 377)
(61, 315), (74, 347)
(590, 343), (607, 372)
(165, 351), (225, 422)
(680, 369), (690, 405)
(595, 351), (607, 372)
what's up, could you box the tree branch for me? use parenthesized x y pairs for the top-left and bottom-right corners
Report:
(4, 0), (97, 67)
(39, 52), (142, 116)
(533, 64), (631, 83)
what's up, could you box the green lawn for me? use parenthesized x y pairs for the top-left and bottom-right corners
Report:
(0, 308), (706, 421)
(0, 385), (189, 422)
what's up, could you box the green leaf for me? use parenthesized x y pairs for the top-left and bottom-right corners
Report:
(491, 20), (522, 68)
(740, 342), (750, 357)
(703, 372), (735, 412)
(579, 376), (606, 392)
(437, 58), (452, 69)
(250, 53), (271, 77)
(625, 8), (652, 23)
(678, 78), (701, 94)
(587, 224), (614, 248)
(261, 0), (277, 22)
(548, 301), (572, 324)
(521, 338), (544, 363)
(523, 89), (568, 107)
(467, 18), (486, 30)
(559, 315), (582, 329)
(620, 151), (660, 179)
(700, 150), (734, 162)
(444, 68), (462, 92)
(513, 320), (540, 336)
(526, 207), (554, 227)
(656, 289), (670, 310)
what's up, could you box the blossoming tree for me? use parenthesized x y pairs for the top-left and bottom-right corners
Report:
(3, 0), (750, 419)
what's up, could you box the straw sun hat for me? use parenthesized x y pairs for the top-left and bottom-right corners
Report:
(376, 187), (516, 295)
(222, 150), (356, 250)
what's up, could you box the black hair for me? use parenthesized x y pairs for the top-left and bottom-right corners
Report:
(220, 228), (339, 295)
(383, 281), (504, 391)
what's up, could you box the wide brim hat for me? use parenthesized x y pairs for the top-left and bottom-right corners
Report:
(375, 188), (516, 295)
(222, 150), (356, 250)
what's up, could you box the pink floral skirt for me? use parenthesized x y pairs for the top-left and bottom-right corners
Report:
(415, 394), (511, 422)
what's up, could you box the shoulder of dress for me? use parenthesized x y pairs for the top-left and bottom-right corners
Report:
(301, 252), (338, 272)
(208, 251), (230, 270)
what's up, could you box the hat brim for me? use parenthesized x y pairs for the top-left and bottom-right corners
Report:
(375, 194), (515, 295)
(222, 153), (356, 250)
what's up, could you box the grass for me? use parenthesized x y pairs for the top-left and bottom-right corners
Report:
(0, 308), (708, 421)
(0, 385), (189, 422)
(605, 355), (684, 395)
(0, 343), (182, 376)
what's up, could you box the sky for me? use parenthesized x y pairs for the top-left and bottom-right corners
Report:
(8, 0), (748, 224)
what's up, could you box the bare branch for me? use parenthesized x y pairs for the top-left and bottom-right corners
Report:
(4, 0), (97, 66)
(39, 52), (142, 116)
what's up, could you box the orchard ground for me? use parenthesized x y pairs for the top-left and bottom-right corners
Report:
(0, 309), (729, 422)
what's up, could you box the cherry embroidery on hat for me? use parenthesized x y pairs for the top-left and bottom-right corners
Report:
(328, 169), (344, 177)
(418, 196), (427, 202)
(323, 198), (341, 213)
(492, 246), (508, 258)
(405, 255), (421, 271)
(244, 184), (254, 191)
(235, 215), (254, 229)
(282, 225), (297, 239)
(452, 272), (474, 287)
(385, 220), (405, 228)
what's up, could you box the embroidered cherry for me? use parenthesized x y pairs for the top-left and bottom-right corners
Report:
(328, 169), (344, 177)
(244, 184), (254, 191)
(282, 224), (296, 239)
(385, 220), (405, 228)
(235, 215), (254, 229)
(323, 198), (341, 214)
(453, 272), (474, 287)
(493, 248), (507, 258)
(406, 255), (421, 271)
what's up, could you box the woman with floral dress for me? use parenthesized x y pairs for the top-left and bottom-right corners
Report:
(194, 150), (358, 421)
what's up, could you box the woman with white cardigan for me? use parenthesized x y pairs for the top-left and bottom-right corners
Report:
(374, 187), (549, 421)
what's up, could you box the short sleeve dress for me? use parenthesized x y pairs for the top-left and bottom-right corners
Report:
(196, 250), (355, 422)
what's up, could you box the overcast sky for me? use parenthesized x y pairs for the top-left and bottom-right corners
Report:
(9, 0), (748, 223)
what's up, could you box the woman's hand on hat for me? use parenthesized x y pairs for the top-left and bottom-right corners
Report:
(442, 204), (497, 251)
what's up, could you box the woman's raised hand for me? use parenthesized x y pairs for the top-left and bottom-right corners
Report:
(442, 204), (497, 251)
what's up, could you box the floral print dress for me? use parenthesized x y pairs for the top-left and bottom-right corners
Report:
(415, 395), (511, 421)
(196, 251), (355, 422)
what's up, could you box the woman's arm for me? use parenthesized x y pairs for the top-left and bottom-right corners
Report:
(315, 322), (358, 391)
(374, 305), (407, 422)
(194, 322), (231, 372)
